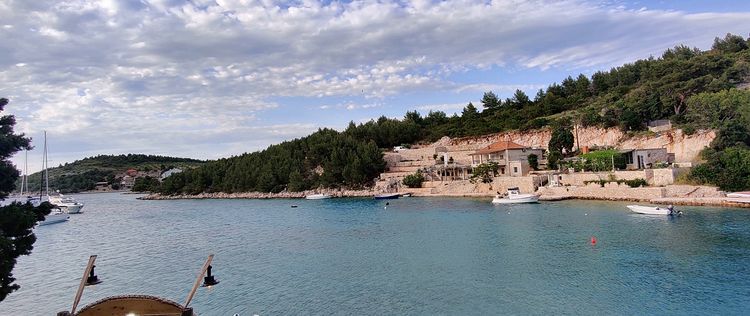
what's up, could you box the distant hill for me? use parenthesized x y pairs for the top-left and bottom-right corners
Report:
(18, 154), (205, 193)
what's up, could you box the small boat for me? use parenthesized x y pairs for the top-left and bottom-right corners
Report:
(49, 193), (85, 214)
(727, 191), (750, 198)
(627, 205), (682, 216)
(400, 193), (412, 197)
(39, 207), (70, 225)
(492, 187), (539, 204)
(305, 193), (331, 200)
(374, 193), (400, 200)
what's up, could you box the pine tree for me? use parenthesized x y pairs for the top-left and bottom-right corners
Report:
(0, 98), (53, 302)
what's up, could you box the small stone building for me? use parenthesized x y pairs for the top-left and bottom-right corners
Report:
(620, 148), (674, 170)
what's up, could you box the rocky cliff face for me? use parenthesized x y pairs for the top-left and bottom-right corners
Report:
(446, 127), (714, 162)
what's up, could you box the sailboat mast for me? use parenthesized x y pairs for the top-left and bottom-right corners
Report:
(20, 150), (27, 196)
(44, 131), (49, 196)
(39, 132), (45, 200)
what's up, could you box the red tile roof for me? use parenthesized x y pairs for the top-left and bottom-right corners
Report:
(470, 141), (528, 155)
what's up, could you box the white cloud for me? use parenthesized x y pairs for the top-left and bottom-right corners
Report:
(415, 102), (472, 114)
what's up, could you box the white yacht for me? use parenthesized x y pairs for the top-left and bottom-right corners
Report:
(48, 193), (84, 214)
(492, 187), (539, 204)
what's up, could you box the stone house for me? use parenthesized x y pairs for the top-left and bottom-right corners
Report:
(620, 148), (674, 170)
(469, 141), (544, 176)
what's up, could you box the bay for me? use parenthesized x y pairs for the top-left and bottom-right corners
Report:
(2, 192), (750, 315)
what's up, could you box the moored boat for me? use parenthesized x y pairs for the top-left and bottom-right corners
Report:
(492, 187), (539, 204)
(305, 193), (332, 200)
(37, 131), (70, 225)
(374, 193), (400, 200)
(400, 193), (412, 197)
(727, 191), (750, 198)
(39, 208), (70, 225)
(627, 204), (682, 216)
(49, 193), (85, 214)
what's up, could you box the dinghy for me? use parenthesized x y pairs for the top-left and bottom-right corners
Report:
(627, 205), (682, 216)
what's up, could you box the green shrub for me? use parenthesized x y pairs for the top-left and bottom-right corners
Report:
(689, 146), (750, 191)
(579, 150), (627, 171)
(527, 154), (539, 171)
(470, 162), (499, 184)
(624, 178), (648, 187)
(583, 178), (648, 188)
(402, 172), (425, 188)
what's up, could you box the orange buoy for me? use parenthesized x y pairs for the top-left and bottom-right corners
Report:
(590, 236), (597, 245)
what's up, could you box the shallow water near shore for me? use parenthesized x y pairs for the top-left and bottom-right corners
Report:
(3, 192), (750, 315)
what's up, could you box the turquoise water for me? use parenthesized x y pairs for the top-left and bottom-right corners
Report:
(2, 193), (750, 315)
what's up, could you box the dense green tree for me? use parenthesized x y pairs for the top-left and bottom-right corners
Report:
(685, 89), (750, 129)
(160, 129), (386, 195)
(711, 121), (750, 151)
(287, 170), (306, 192)
(462, 102), (479, 118)
(132, 176), (160, 192)
(527, 154), (539, 171)
(691, 146), (750, 191)
(712, 33), (749, 53)
(480, 91), (500, 109)
(548, 125), (575, 155)
(0, 98), (53, 302)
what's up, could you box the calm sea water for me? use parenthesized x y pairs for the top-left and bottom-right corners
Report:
(2, 193), (750, 315)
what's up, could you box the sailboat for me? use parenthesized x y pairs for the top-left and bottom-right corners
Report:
(38, 131), (69, 226)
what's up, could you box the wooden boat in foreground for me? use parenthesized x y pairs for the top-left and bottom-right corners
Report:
(57, 254), (219, 316)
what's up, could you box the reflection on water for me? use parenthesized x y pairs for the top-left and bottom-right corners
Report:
(2, 193), (750, 315)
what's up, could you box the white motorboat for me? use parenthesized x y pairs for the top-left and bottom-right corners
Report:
(39, 208), (70, 225)
(627, 205), (682, 216)
(305, 193), (332, 200)
(727, 191), (750, 198)
(492, 187), (539, 204)
(48, 193), (84, 214)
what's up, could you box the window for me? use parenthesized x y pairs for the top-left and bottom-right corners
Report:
(513, 167), (518, 173)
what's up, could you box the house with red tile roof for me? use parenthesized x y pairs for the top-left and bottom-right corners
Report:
(469, 140), (544, 176)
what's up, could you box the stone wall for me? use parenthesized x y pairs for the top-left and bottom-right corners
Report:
(538, 183), (666, 201)
(664, 185), (724, 198)
(555, 168), (685, 186)
(426, 176), (541, 196)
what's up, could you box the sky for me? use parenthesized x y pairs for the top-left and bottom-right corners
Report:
(2, 0), (750, 173)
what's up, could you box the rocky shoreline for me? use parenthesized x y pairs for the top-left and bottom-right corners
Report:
(139, 188), (377, 200)
(139, 187), (750, 208)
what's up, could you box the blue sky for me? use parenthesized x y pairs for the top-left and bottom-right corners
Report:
(2, 0), (750, 172)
